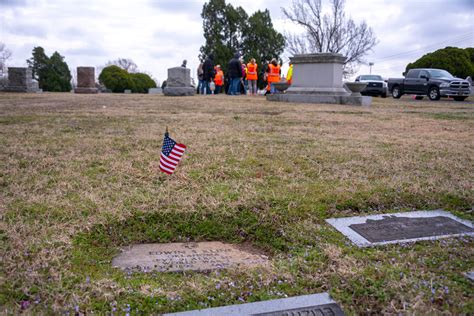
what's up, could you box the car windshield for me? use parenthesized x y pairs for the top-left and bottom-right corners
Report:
(427, 69), (453, 79)
(360, 75), (383, 81)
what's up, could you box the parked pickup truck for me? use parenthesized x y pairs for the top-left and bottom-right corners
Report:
(355, 74), (387, 97)
(388, 68), (471, 101)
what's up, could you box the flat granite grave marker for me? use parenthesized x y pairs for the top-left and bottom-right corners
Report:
(326, 210), (474, 247)
(112, 241), (268, 272)
(148, 87), (162, 94)
(164, 292), (344, 316)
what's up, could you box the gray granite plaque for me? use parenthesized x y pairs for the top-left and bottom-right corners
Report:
(112, 241), (268, 273)
(164, 293), (344, 316)
(253, 303), (344, 316)
(349, 216), (473, 243)
(326, 210), (474, 247)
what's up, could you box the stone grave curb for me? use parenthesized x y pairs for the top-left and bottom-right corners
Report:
(164, 292), (344, 316)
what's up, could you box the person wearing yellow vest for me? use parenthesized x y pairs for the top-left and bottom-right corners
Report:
(267, 58), (281, 94)
(246, 58), (258, 96)
(286, 62), (293, 85)
(213, 65), (224, 94)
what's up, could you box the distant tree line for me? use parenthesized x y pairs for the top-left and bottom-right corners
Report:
(200, 0), (285, 88)
(25, 47), (156, 93)
(406, 47), (474, 79)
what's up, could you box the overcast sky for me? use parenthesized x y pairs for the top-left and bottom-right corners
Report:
(1, 0), (473, 83)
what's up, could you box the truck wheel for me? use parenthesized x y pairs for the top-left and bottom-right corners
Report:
(415, 96), (424, 100)
(392, 86), (402, 99)
(428, 86), (440, 101)
(453, 96), (467, 101)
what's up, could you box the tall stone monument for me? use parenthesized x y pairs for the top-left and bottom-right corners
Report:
(163, 67), (195, 96)
(267, 53), (371, 106)
(5, 67), (39, 93)
(74, 67), (98, 94)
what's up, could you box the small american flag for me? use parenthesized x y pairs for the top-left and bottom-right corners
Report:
(159, 132), (186, 174)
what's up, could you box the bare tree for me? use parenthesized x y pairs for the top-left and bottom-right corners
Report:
(0, 42), (13, 77)
(282, 0), (377, 75)
(105, 58), (139, 73)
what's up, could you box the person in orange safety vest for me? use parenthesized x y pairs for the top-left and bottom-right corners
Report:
(213, 65), (224, 94)
(267, 58), (281, 94)
(246, 58), (258, 96)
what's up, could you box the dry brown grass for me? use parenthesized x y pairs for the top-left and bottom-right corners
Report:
(0, 92), (473, 314)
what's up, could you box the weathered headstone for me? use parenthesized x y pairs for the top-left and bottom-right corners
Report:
(267, 53), (371, 106)
(112, 241), (268, 272)
(326, 210), (474, 247)
(148, 87), (162, 94)
(164, 293), (344, 316)
(74, 67), (98, 94)
(4, 67), (39, 93)
(163, 67), (195, 96)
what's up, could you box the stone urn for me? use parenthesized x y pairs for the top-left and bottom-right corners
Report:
(344, 82), (367, 96)
(273, 81), (290, 93)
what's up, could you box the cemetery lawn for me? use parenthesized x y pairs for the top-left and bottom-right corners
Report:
(0, 92), (473, 314)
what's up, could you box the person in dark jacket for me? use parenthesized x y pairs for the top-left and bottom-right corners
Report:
(202, 54), (215, 95)
(227, 53), (242, 95)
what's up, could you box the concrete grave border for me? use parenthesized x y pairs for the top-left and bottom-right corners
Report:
(164, 292), (343, 316)
(326, 210), (474, 247)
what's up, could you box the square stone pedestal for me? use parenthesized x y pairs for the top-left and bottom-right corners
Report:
(267, 53), (371, 106)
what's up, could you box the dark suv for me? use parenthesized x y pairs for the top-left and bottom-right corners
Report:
(355, 74), (387, 97)
(388, 68), (471, 101)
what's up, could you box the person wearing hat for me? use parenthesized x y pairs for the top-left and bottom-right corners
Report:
(214, 65), (224, 94)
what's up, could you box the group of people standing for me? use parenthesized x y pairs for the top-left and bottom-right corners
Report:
(196, 53), (293, 96)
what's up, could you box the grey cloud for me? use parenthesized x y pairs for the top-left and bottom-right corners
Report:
(147, 47), (182, 61)
(153, 29), (201, 46)
(0, 0), (27, 7)
(59, 27), (85, 39)
(64, 45), (107, 57)
(6, 23), (47, 38)
(148, 0), (202, 13)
